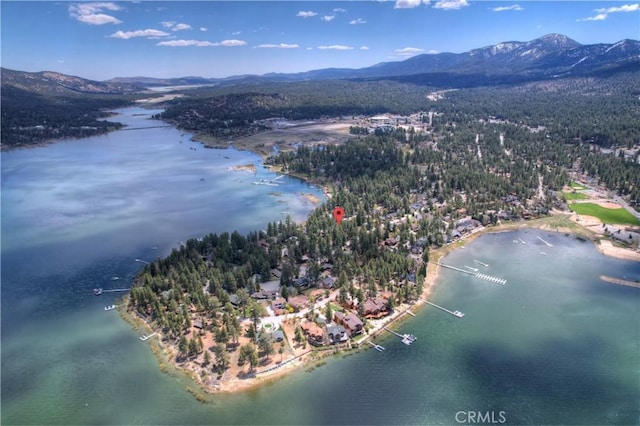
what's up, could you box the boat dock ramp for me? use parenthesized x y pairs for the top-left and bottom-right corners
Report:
(424, 300), (465, 318)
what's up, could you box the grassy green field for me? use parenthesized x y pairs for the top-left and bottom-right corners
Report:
(570, 203), (640, 225)
(569, 181), (587, 190)
(563, 191), (590, 201)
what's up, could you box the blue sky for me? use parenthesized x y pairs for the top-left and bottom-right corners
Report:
(1, 1), (638, 81)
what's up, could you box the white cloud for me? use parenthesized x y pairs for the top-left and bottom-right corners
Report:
(434, 0), (469, 10)
(321, 15), (335, 22)
(297, 11), (318, 18)
(491, 4), (523, 12)
(214, 39), (247, 47)
(172, 23), (192, 31)
(578, 13), (608, 21)
(333, 8), (347, 13)
(394, 47), (425, 57)
(157, 39), (246, 47)
(69, 2), (122, 25)
(360, 46), (369, 50)
(200, 27), (208, 32)
(161, 21), (192, 31)
(596, 4), (639, 13)
(394, 0), (428, 9)
(109, 29), (170, 39)
(254, 43), (299, 49)
(157, 40), (215, 47)
(318, 45), (354, 50)
(349, 18), (367, 25)
(579, 3), (638, 21)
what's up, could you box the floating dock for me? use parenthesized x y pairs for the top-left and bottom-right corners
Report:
(473, 259), (489, 267)
(424, 300), (465, 318)
(104, 305), (116, 311)
(464, 265), (479, 272)
(475, 273), (507, 285)
(101, 288), (130, 293)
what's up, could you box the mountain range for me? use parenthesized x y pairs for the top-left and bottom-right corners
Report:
(2, 34), (639, 95)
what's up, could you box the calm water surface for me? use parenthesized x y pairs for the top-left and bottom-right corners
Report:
(2, 108), (638, 425)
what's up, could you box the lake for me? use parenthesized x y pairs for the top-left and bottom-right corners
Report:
(1, 108), (638, 425)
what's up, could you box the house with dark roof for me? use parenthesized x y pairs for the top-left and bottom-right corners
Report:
(334, 311), (364, 337)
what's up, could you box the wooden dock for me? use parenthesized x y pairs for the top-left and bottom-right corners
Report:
(383, 327), (417, 345)
(367, 341), (386, 351)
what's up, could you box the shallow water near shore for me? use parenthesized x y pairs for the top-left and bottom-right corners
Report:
(2, 108), (639, 425)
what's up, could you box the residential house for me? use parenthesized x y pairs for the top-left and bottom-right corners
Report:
(334, 311), (364, 337)
(363, 297), (391, 319)
(327, 324), (347, 344)
(301, 321), (326, 346)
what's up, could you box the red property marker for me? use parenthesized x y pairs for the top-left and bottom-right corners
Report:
(332, 206), (345, 225)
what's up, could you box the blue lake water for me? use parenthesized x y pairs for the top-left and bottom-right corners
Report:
(2, 108), (638, 425)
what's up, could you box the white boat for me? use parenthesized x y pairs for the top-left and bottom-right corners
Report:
(453, 310), (465, 318)
(105, 305), (116, 311)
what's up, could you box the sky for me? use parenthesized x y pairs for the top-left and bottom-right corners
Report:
(1, 1), (639, 81)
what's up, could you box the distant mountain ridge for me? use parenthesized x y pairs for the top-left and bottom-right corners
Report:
(2, 34), (638, 95)
(106, 34), (639, 87)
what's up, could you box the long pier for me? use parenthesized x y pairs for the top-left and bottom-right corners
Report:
(424, 300), (465, 318)
(430, 262), (475, 275)
(473, 259), (489, 267)
(102, 288), (130, 293)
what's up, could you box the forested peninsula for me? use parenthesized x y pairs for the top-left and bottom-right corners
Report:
(122, 72), (640, 394)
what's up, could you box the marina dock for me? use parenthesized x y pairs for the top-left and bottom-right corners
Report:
(424, 300), (465, 318)
(473, 259), (489, 267)
(102, 288), (130, 293)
